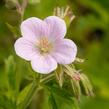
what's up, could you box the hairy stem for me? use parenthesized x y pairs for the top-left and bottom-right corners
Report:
(18, 80), (41, 109)
(40, 73), (55, 84)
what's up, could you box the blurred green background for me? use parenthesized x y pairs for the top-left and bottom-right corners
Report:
(0, 0), (109, 109)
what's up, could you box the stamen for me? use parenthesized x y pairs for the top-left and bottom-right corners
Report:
(38, 37), (52, 54)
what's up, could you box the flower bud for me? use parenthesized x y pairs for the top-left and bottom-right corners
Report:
(75, 57), (85, 63)
(80, 73), (94, 97)
(71, 79), (81, 99)
(53, 6), (75, 27)
(63, 6), (75, 27)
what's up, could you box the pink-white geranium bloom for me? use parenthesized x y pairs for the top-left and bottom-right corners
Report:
(14, 16), (77, 74)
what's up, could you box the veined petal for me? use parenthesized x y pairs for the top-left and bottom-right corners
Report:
(44, 16), (66, 40)
(14, 38), (38, 61)
(31, 54), (57, 74)
(21, 17), (48, 42)
(51, 39), (77, 64)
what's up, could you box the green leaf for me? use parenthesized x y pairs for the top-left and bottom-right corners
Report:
(49, 93), (58, 109)
(5, 55), (16, 92)
(18, 80), (40, 109)
(17, 83), (33, 105)
(1, 55), (18, 108)
(48, 85), (80, 109)
(6, 23), (20, 38)
(0, 94), (16, 109)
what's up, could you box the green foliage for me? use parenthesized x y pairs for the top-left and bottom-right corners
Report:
(0, 0), (109, 109)
(18, 81), (39, 109)
(6, 23), (20, 38)
(0, 94), (16, 109)
(48, 85), (80, 109)
(17, 83), (33, 105)
(28, 0), (40, 4)
(5, 55), (16, 91)
(5, 0), (19, 9)
(0, 56), (17, 109)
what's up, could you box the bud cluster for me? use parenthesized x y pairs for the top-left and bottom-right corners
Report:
(55, 58), (94, 100)
(53, 6), (75, 27)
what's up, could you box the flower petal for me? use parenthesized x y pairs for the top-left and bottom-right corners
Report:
(21, 17), (48, 42)
(31, 54), (57, 74)
(44, 16), (66, 40)
(51, 39), (77, 64)
(14, 38), (38, 61)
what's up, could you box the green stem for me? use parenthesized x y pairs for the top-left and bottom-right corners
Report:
(17, 72), (55, 109)
(19, 80), (41, 109)
(20, 0), (28, 22)
(40, 73), (55, 84)
(20, 12), (24, 22)
(19, 73), (54, 109)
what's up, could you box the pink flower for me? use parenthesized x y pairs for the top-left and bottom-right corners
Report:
(14, 16), (77, 74)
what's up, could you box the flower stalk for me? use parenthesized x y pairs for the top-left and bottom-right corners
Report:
(40, 73), (55, 84)
(18, 80), (40, 109)
(15, 0), (28, 22)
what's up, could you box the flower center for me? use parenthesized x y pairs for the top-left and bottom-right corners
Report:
(38, 38), (52, 54)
